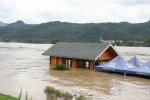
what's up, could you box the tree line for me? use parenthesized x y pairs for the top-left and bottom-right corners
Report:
(0, 20), (150, 46)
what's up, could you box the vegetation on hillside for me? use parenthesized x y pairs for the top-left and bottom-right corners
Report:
(0, 20), (150, 46)
(144, 38), (150, 46)
(127, 40), (135, 46)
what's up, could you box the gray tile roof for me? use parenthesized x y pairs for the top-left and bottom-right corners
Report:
(43, 42), (110, 60)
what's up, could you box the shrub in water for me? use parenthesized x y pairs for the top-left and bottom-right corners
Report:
(45, 86), (91, 100)
(56, 64), (70, 70)
(63, 92), (73, 100)
(45, 86), (73, 100)
(45, 86), (63, 97)
(75, 95), (86, 100)
(45, 86), (57, 95)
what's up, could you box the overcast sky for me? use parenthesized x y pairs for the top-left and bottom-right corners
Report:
(0, 0), (150, 24)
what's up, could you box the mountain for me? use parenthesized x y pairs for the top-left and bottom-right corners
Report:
(0, 20), (150, 44)
(0, 21), (7, 27)
(6, 20), (30, 28)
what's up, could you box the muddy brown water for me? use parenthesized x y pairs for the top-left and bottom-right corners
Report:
(0, 42), (150, 100)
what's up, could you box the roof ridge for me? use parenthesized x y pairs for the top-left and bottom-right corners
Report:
(56, 41), (110, 44)
(43, 42), (112, 60)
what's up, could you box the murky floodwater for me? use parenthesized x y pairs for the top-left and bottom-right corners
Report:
(0, 42), (150, 100)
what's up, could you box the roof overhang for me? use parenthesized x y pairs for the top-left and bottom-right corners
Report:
(49, 55), (95, 61)
(94, 44), (119, 61)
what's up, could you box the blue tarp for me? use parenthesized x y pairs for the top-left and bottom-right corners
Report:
(128, 62), (150, 76)
(95, 55), (136, 73)
(129, 67), (150, 76)
(143, 61), (150, 67)
(128, 56), (143, 67)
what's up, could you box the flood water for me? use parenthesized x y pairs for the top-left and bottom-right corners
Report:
(0, 42), (150, 100)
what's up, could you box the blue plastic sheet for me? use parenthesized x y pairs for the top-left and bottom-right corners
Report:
(95, 56), (150, 77)
(128, 56), (143, 67)
(143, 61), (150, 67)
(95, 55), (136, 73)
(129, 61), (150, 76)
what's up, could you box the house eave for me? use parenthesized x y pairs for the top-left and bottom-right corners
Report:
(94, 44), (118, 61)
(49, 55), (95, 61)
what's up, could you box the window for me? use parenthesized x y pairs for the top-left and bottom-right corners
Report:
(85, 61), (89, 69)
(65, 59), (72, 67)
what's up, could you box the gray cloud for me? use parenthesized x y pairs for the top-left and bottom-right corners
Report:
(0, 0), (150, 24)
(108, 0), (150, 5)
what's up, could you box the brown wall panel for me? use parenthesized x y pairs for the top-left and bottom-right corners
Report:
(90, 60), (94, 70)
(72, 59), (77, 68)
(57, 57), (63, 64)
(50, 56), (56, 65)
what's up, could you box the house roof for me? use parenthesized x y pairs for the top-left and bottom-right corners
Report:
(43, 42), (113, 60)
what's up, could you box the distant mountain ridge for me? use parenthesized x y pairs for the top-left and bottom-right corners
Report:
(0, 20), (150, 44)
(6, 20), (31, 29)
(0, 21), (7, 27)
(7, 20), (26, 27)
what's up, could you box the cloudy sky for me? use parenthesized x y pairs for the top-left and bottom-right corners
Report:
(0, 0), (150, 24)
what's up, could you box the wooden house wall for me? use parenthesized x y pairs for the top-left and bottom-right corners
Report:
(57, 57), (63, 64)
(72, 59), (77, 68)
(90, 61), (94, 70)
(49, 46), (117, 71)
(50, 56), (56, 65)
(99, 46), (117, 60)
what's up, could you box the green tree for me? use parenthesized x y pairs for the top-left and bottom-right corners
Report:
(127, 40), (134, 46)
(144, 38), (150, 46)
(51, 39), (60, 44)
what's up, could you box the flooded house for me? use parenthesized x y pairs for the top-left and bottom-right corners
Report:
(43, 42), (118, 70)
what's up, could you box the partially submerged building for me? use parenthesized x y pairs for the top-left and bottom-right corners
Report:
(43, 42), (118, 70)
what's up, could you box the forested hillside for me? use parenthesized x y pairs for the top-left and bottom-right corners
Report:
(0, 20), (150, 45)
